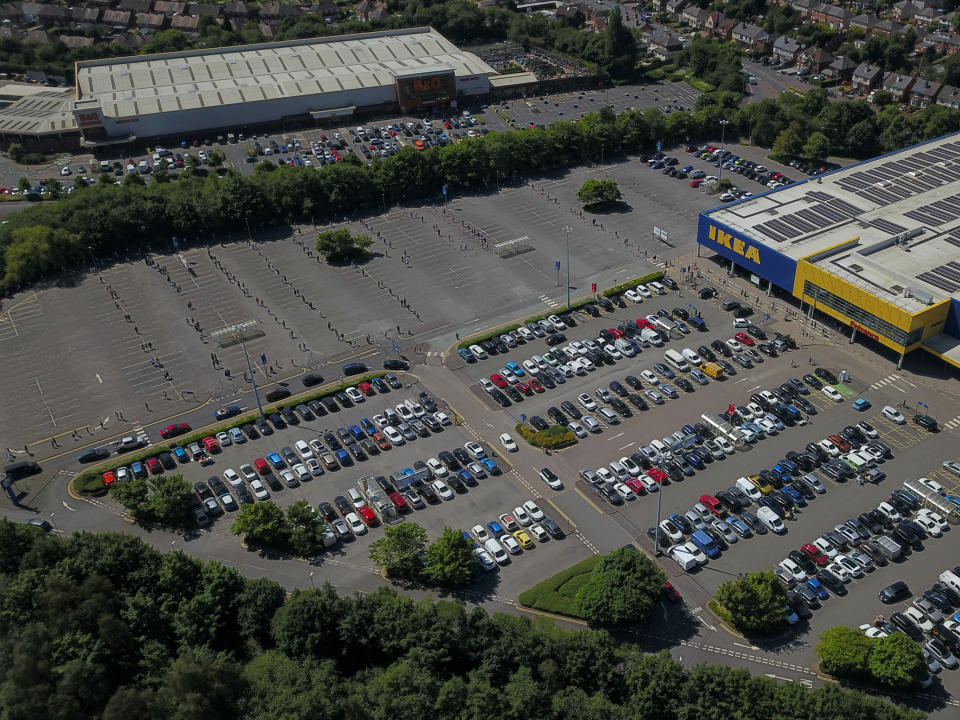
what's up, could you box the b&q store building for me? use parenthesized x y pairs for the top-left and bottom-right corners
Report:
(698, 133), (960, 371)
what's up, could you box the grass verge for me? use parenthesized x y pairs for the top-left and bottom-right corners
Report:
(517, 555), (602, 617)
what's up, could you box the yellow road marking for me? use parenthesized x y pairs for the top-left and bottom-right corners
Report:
(544, 497), (576, 529)
(574, 486), (605, 514)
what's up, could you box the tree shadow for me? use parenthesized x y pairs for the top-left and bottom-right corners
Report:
(585, 201), (633, 215)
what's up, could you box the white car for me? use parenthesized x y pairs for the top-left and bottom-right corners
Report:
(523, 500), (545, 521)
(860, 624), (888, 639)
(568, 421), (587, 438)
(426, 457), (447, 477)
(914, 513), (943, 537)
(822, 386), (844, 402)
(625, 289), (643, 304)
(725, 338), (742, 352)
(595, 467), (616, 484)
(640, 475), (660, 493)
(817, 438), (841, 457)
(216, 431), (232, 447)
(636, 284), (652, 298)
(529, 524), (549, 542)
(826, 562), (851, 583)
(614, 482), (636, 501)
(876, 501), (901, 522)
(942, 460), (960, 477)
(732, 318), (749, 328)
(239, 464), (257, 483)
(472, 524), (491, 543)
(715, 436), (735, 455)
(344, 512), (367, 535)
(404, 401), (424, 418)
(500, 433), (518, 452)
(882, 405), (906, 424)
(464, 441), (486, 459)
(641, 370), (659, 385)
(659, 520), (684, 543)
(682, 541), (709, 565)
(479, 378), (496, 393)
(434, 412), (451, 426)
(522, 359), (539, 375)
(469, 344), (488, 359)
(712, 519), (738, 544)
(619, 456), (641, 476)
(371, 415), (389, 430)
(305, 458), (323, 476)
(904, 606), (935, 632)
(383, 426), (404, 446)
(548, 314), (566, 330)
(395, 404), (414, 421)
(835, 554), (863, 578)
(223, 468), (243, 487)
(513, 506), (532, 526)
(433, 480), (454, 500)
(578, 394), (600, 414)
(756, 416), (779, 435)
(917, 508), (949, 533)
(474, 548), (497, 571)
(345, 387), (365, 403)
(669, 544), (697, 569)
(814, 537), (838, 560)
(250, 478), (269, 500)
(500, 534), (522, 554)
(295, 439), (314, 461)
(779, 558), (807, 583)
(916, 476), (945, 496)
(484, 538), (509, 565)
(292, 463), (311, 483)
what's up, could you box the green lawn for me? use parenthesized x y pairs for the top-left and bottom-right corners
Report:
(517, 555), (601, 617)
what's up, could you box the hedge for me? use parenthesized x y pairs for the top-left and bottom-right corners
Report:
(602, 271), (665, 298)
(73, 371), (391, 495)
(517, 555), (602, 617)
(515, 423), (578, 449)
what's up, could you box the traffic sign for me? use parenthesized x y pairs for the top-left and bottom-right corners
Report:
(764, 313), (771, 320)
(555, 260), (561, 270)
(392, 341), (399, 353)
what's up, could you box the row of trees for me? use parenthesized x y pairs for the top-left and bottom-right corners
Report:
(230, 500), (336, 557)
(0, 519), (926, 720)
(110, 473), (196, 528)
(6, 83), (960, 290)
(369, 523), (477, 588)
(818, 626), (927, 689)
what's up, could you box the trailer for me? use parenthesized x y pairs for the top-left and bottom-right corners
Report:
(902, 479), (960, 524)
(699, 413), (748, 447)
(357, 475), (398, 523)
(873, 534), (904, 561)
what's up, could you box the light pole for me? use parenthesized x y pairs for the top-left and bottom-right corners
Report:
(653, 437), (693, 556)
(561, 225), (572, 309)
(210, 320), (265, 418)
(718, 119), (730, 189)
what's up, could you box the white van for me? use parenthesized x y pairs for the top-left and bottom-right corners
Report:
(736, 477), (762, 501)
(137, 160), (150, 174)
(939, 570), (960, 595)
(99, 160), (110, 172)
(681, 348), (702, 365)
(649, 281), (666, 295)
(642, 328), (663, 347)
(664, 349), (690, 372)
(757, 506), (786, 534)
(614, 338), (636, 357)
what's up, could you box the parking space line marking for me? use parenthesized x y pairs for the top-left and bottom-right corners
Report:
(543, 497), (576, 529)
(574, 486), (605, 514)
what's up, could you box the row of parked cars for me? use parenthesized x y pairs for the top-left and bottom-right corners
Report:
(866, 566), (960, 683)
(466, 499), (566, 570)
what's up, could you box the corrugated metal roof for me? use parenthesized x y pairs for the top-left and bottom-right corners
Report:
(77, 27), (495, 119)
(0, 89), (77, 135)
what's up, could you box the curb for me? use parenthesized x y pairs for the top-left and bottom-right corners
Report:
(515, 603), (589, 626)
(706, 603), (746, 639)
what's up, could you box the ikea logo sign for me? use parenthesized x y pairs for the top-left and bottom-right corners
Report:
(708, 226), (761, 265)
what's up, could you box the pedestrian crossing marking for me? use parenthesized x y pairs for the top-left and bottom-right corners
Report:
(869, 374), (902, 390)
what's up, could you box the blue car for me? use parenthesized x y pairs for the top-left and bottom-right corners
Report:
(228, 427), (246, 444)
(458, 348), (476, 363)
(131, 461), (146, 479)
(360, 417), (376, 433)
(214, 405), (241, 421)
(400, 467), (414, 476)
(651, 160), (665, 169)
(683, 452), (705, 471)
(945, 494), (960, 508)
(681, 424), (700, 442)
(487, 520), (504, 536)
(781, 485), (805, 507)
(505, 361), (524, 377)
(771, 464), (792, 483)
(681, 164), (693, 173)
(481, 458), (501, 475)
(806, 577), (829, 600)
(266, 452), (284, 469)
(335, 449), (351, 466)
(852, 397), (871, 411)
(172, 446), (189, 464)
(728, 515), (752, 538)
(458, 468), (477, 486)
(349, 425), (364, 440)
(779, 458), (798, 475)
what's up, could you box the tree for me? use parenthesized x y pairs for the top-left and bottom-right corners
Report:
(145, 474), (196, 527)
(771, 127), (803, 161)
(111, 477), (150, 518)
(421, 526), (477, 588)
(576, 179), (622, 210)
(231, 502), (290, 548)
(803, 131), (832, 163)
(185, 154), (201, 169)
(714, 571), (788, 635)
(574, 547), (666, 625)
(314, 228), (374, 263)
(369, 522), (428, 581)
(868, 633), (926, 688)
(208, 150), (226, 168)
(816, 626), (874, 679)
(8, 142), (25, 163)
(872, 89), (893, 107)
(17, 176), (31, 194)
(285, 500), (325, 556)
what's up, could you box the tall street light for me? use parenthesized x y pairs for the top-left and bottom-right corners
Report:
(210, 319), (265, 418)
(561, 225), (572, 309)
(718, 119), (730, 189)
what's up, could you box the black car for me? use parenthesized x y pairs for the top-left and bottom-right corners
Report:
(814, 367), (838, 384)
(923, 589), (954, 613)
(504, 386), (522, 402)
(627, 394), (649, 411)
(529, 416), (550, 431)
(890, 611), (924, 640)
(647, 526), (671, 548)
(371, 377), (390, 393)
(932, 581), (960, 607)
(892, 525), (922, 551)
(727, 486), (750, 508)
(625, 375), (643, 390)
(697, 345), (717, 362)
(194, 481), (213, 499)
(817, 569), (847, 596)
(733, 306), (753, 318)
(672, 307), (689, 320)
(491, 389), (510, 407)
(545, 334), (566, 346)
(280, 406), (299, 425)
(609, 380), (628, 397)
(384, 373), (402, 389)
(715, 490), (741, 513)
(547, 407), (567, 425)
(698, 287), (717, 299)
(78, 447), (111, 464)
(452, 447), (471, 466)
(802, 373), (823, 390)
(788, 550), (817, 575)
(383, 358), (410, 371)
(302, 373), (324, 387)
(858, 512), (883, 534)
(542, 517), (564, 538)
(158, 452), (177, 470)
(609, 398), (631, 418)
(746, 324), (767, 340)
(740, 510), (767, 535)
(913, 414), (938, 431)
(561, 400), (582, 420)
(675, 378), (694, 393)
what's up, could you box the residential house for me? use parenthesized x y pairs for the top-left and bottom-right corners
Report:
(259, 22), (273, 38)
(892, 0), (919, 21)
(154, 1), (186, 15)
(784, 0), (816, 17)
(823, 55), (856, 81)
(910, 79), (942, 107)
(119, 31), (147, 49)
(258, 1), (300, 24)
(101, 9), (134, 26)
(680, 5), (708, 28)
(852, 62), (883, 92)
(119, 0), (153, 13)
(882, 72), (917, 103)
(873, 18), (904, 36)
(310, 0), (343, 20)
(931, 33), (960, 56)
(811, 4), (850, 30)
(136, 12), (168, 29)
(71, 7), (103, 25)
(732, 22), (770, 52)
(186, 3), (220, 17)
(37, 4), (68, 25)
(799, 46), (834, 73)
(702, 11), (724, 34)
(648, 30), (683, 61)
(849, 14), (876, 35)
(713, 17), (738, 40)
(60, 35), (95, 49)
(221, 1), (252, 20)
(772, 35), (803, 65)
(915, 6), (939, 25)
(665, 0), (687, 17)
(24, 29), (53, 44)
(936, 84), (960, 108)
(170, 14), (200, 31)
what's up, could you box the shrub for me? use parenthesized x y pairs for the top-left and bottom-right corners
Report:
(515, 423), (577, 449)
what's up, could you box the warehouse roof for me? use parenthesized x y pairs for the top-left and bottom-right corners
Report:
(75, 27), (495, 119)
(704, 132), (960, 312)
(0, 87), (77, 135)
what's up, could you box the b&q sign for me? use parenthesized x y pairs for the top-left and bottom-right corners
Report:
(412, 76), (444, 93)
(76, 111), (103, 128)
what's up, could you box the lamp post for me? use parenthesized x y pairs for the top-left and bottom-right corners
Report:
(718, 119), (730, 189)
(653, 437), (693, 556)
(210, 320), (265, 418)
(561, 225), (572, 309)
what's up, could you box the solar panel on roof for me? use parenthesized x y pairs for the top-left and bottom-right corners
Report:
(755, 224), (787, 243)
(947, 236), (960, 250)
(807, 191), (833, 202)
(870, 218), (907, 235)
(830, 199), (864, 216)
(768, 219), (799, 238)
(779, 215), (816, 234)
(796, 208), (832, 228)
(917, 272), (958, 293)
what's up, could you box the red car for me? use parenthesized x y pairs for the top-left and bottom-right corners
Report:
(529, 378), (545, 393)
(357, 381), (375, 396)
(647, 467), (667, 484)
(663, 582), (681, 602)
(733, 332), (755, 346)
(254, 458), (270, 475)
(388, 492), (408, 512)
(636, 318), (654, 329)
(699, 494), (723, 517)
(160, 422), (191, 439)
(490, 373), (508, 388)
(517, 382), (532, 396)
(625, 478), (646, 495)
(357, 506), (379, 526)
(690, 179), (704, 188)
(801, 543), (828, 566)
(609, 328), (623, 338)
(102, 471), (116, 485)
(201, 436), (219, 453)
(145, 458), (162, 475)
(827, 434), (851, 452)
(372, 431), (391, 450)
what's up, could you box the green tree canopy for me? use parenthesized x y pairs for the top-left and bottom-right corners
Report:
(714, 571), (788, 635)
(369, 522), (428, 581)
(817, 626), (874, 679)
(576, 179), (622, 210)
(421, 526), (476, 589)
(575, 547), (667, 625)
(314, 228), (374, 264)
(868, 633), (926, 688)
(231, 502), (290, 548)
